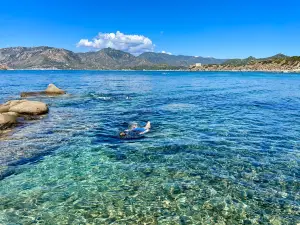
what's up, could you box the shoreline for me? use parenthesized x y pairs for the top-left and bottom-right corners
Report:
(1, 68), (300, 73)
(189, 69), (300, 73)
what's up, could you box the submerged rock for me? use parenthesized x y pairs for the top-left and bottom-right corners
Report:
(21, 83), (66, 97)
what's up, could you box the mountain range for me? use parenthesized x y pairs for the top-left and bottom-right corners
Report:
(0, 46), (227, 70)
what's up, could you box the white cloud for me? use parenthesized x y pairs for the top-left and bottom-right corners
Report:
(77, 31), (154, 55)
(161, 50), (172, 55)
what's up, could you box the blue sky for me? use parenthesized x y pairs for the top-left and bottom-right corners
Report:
(0, 0), (299, 58)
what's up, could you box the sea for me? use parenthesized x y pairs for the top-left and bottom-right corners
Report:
(0, 70), (299, 224)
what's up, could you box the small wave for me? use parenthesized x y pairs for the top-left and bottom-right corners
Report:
(86, 93), (133, 101)
(161, 103), (196, 111)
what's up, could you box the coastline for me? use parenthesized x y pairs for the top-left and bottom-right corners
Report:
(1, 68), (300, 73)
(189, 69), (300, 73)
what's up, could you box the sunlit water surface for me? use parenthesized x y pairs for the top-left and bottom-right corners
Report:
(0, 71), (299, 224)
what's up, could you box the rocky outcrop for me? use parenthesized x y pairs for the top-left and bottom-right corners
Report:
(0, 112), (18, 130)
(9, 101), (48, 115)
(45, 84), (66, 94)
(0, 100), (48, 133)
(0, 100), (48, 116)
(21, 84), (66, 97)
(0, 100), (25, 113)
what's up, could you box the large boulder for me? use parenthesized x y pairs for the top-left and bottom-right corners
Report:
(0, 113), (18, 129)
(0, 100), (27, 113)
(0, 100), (48, 132)
(9, 101), (48, 115)
(0, 100), (48, 115)
(0, 105), (10, 113)
(21, 84), (66, 97)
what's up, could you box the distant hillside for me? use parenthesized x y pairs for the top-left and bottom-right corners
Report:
(78, 48), (151, 69)
(222, 54), (289, 66)
(223, 56), (257, 66)
(138, 52), (227, 66)
(190, 54), (300, 72)
(0, 46), (227, 70)
(0, 46), (83, 69)
(0, 47), (151, 70)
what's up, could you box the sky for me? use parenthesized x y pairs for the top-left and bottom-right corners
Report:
(0, 0), (300, 58)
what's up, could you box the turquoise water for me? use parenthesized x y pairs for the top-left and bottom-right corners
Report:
(0, 71), (299, 224)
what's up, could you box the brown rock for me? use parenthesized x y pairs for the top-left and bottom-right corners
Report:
(0, 113), (18, 129)
(0, 100), (48, 132)
(0, 105), (10, 113)
(0, 100), (28, 112)
(2, 112), (19, 116)
(21, 84), (66, 97)
(7, 100), (28, 107)
(45, 84), (66, 94)
(9, 100), (48, 115)
(21, 91), (47, 97)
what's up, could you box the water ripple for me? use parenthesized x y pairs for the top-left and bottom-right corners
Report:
(0, 71), (299, 224)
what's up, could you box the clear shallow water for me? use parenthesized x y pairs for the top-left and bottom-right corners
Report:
(0, 71), (299, 224)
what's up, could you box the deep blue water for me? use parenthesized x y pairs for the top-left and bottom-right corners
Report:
(0, 71), (299, 224)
